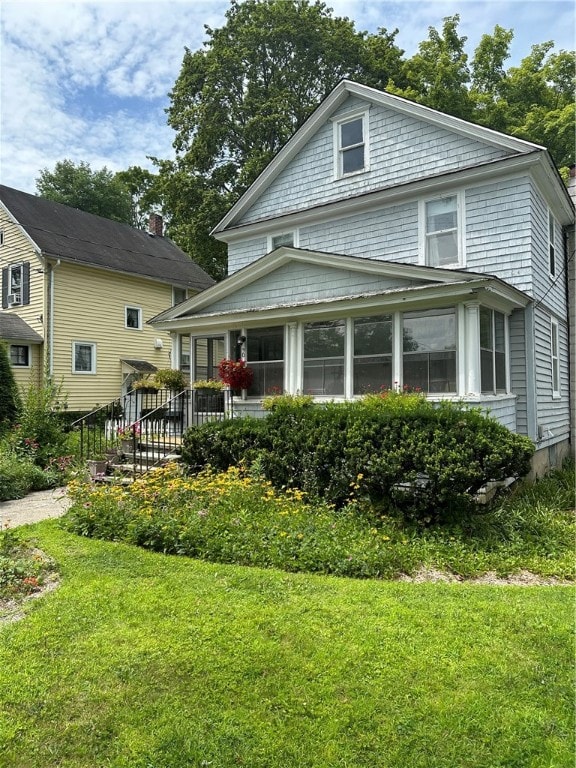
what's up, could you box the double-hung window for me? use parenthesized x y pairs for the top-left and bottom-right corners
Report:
(551, 319), (560, 397)
(480, 308), (506, 394)
(10, 344), (29, 367)
(125, 306), (142, 330)
(303, 320), (345, 395)
(270, 232), (295, 250)
(247, 327), (284, 396)
(353, 315), (392, 394)
(548, 212), (556, 278)
(424, 196), (460, 267)
(73, 342), (96, 374)
(173, 286), (187, 306)
(335, 112), (367, 177)
(8, 264), (23, 305)
(402, 309), (456, 393)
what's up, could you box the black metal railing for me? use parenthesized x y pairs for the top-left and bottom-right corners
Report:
(72, 388), (234, 478)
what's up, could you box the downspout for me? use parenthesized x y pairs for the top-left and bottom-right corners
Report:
(46, 259), (61, 378)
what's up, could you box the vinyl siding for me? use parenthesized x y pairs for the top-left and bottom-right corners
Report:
(10, 343), (42, 390)
(533, 306), (570, 446)
(474, 396), (517, 432)
(529, 181), (567, 317)
(0, 206), (46, 343)
(51, 263), (176, 411)
(239, 96), (510, 226)
(508, 309), (528, 436)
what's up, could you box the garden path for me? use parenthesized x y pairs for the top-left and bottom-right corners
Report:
(0, 488), (71, 529)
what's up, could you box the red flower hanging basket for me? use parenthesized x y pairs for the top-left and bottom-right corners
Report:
(218, 358), (254, 390)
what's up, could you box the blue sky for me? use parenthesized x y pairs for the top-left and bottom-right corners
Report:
(1, 0), (574, 194)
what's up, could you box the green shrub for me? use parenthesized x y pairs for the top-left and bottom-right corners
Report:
(0, 342), (21, 437)
(0, 450), (56, 501)
(181, 416), (270, 471)
(10, 378), (69, 466)
(181, 393), (534, 523)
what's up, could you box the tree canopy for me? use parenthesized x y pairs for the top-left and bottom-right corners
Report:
(38, 2), (574, 281)
(36, 160), (135, 224)
(155, 3), (574, 280)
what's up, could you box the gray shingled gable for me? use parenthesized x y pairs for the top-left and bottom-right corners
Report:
(0, 185), (215, 292)
(0, 312), (43, 342)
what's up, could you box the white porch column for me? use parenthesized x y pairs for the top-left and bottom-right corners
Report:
(287, 322), (298, 394)
(464, 302), (481, 395)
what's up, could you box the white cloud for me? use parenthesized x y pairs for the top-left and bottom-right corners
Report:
(0, 0), (573, 195)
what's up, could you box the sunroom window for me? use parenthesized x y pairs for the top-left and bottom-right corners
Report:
(480, 308), (506, 394)
(353, 315), (392, 394)
(303, 320), (345, 395)
(402, 309), (456, 393)
(247, 327), (284, 396)
(425, 196), (459, 266)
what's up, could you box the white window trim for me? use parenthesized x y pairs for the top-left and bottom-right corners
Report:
(548, 210), (556, 279)
(267, 230), (299, 252)
(0, 230), (4, 246)
(418, 190), (466, 268)
(551, 318), (560, 398)
(9, 344), (31, 368)
(7, 263), (23, 304)
(172, 286), (188, 306)
(125, 305), (142, 331)
(72, 341), (96, 375)
(332, 109), (369, 180)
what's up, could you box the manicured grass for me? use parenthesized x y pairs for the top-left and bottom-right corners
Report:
(0, 523), (573, 768)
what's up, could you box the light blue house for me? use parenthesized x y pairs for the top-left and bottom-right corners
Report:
(152, 80), (574, 473)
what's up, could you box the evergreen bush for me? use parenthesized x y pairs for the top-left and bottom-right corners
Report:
(0, 342), (21, 437)
(180, 394), (534, 523)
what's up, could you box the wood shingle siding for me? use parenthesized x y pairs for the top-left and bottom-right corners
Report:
(239, 97), (511, 227)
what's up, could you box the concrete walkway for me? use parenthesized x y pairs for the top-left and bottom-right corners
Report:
(0, 488), (71, 529)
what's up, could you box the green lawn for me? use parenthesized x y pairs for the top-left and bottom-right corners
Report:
(0, 523), (573, 768)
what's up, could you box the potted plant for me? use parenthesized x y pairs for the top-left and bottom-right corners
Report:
(192, 379), (225, 412)
(153, 368), (189, 392)
(117, 422), (141, 454)
(131, 377), (160, 394)
(217, 358), (254, 392)
(192, 379), (224, 393)
(86, 453), (108, 480)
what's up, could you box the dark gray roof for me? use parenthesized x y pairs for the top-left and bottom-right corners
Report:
(0, 312), (43, 343)
(0, 185), (215, 292)
(121, 359), (157, 372)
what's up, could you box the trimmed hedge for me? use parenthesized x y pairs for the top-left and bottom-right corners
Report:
(181, 393), (534, 523)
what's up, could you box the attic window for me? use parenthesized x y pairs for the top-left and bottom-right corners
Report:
(334, 112), (368, 178)
(269, 231), (296, 251)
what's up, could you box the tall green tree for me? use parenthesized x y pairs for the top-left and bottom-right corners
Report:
(0, 342), (21, 437)
(36, 160), (133, 224)
(115, 165), (162, 230)
(157, 0), (400, 279)
(503, 44), (575, 167)
(397, 15), (473, 120)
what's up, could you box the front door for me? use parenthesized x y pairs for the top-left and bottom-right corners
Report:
(193, 336), (225, 381)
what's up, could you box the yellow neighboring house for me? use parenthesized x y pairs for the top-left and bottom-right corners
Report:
(0, 185), (214, 412)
